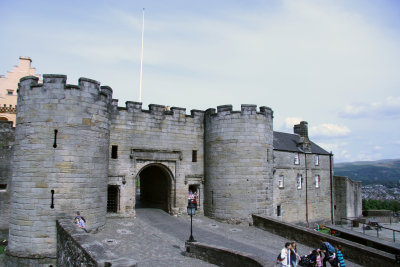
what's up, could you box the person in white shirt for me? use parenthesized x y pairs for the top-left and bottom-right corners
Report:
(279, 242), (292, 267)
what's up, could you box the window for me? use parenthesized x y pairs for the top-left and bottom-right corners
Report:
(315, 155), (319, 166)
(277, 205), (281, 217)
(111, 145), (118, 159)
(192, 150), (197, 162)
(278, 175), (284, 188)
(297, 174), (302, 189)
(315, 175), (320, 188)
(7, 90), (13, 95)
(0, 184), (7, 191)
(294, 153), (300, 165)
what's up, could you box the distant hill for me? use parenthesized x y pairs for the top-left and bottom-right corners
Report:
(334, 159), (400, 186)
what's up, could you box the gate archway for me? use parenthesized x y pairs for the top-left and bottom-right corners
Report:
(136, 164), (173, 213)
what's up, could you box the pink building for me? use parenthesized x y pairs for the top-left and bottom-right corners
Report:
(0, 57), (41, 126)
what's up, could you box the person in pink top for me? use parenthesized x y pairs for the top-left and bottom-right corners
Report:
(315, 249), (323, 267)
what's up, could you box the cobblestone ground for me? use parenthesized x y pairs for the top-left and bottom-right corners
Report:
(93, 208), (362, 267)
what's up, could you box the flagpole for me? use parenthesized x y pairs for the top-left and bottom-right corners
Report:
(139, 8), (145, 102)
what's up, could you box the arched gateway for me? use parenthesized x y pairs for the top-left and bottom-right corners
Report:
(136, 163), (174, 213)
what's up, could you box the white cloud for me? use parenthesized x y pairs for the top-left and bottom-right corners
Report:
(284, 117), (303, 129)
(373, 146), (382, 151)
(339, 96), (400, 118)
(310, 124), (351, 137)
(317, 142), (352, 162)
(356, 152), (383, 162)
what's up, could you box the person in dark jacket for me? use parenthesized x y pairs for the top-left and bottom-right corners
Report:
(320, 238), (335, 267)
(290, 241), (300, 267)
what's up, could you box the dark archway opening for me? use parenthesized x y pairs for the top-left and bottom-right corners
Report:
(136, 165), (171, 212)
(107, 185), (119, 213)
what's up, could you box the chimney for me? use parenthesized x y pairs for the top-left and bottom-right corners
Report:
(294, 121), (308, 139)
(294, 121), (311, 152)
(19, 56), (32, 69)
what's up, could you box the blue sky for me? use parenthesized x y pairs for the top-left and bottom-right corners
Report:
(1, 0), (400, 163)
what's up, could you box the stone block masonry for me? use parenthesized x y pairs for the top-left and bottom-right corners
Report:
(108, 100), (205, 215)
(0, 121), (14, 238)
(7, 75), (112, 264)
(204, 105), (274, 222)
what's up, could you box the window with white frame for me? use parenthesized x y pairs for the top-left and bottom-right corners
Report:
(314, 155), (319, 166)
(315, 175), (320, 188)
(297, 174), (302, 189)
(278, 175), (284, 188)
(294, 153), (300, 165)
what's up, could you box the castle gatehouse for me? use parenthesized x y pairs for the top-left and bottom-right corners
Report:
(1, 74), (333, 265)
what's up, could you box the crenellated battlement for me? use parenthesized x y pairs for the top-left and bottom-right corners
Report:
(17, 74), (113, 104)
(205, 104), (273, 118)
(112, 100), (205, 119)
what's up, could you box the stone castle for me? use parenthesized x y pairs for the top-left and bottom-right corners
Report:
(0, 70), (361, 265)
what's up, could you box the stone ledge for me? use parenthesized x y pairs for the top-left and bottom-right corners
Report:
(328, 224), (400, 255)
(252, 214), (399, 267)
(184, 241), (274, 267)
(57, 218), (137, 267)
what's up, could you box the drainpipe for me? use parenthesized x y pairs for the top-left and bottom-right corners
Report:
(329, 153), (334, 224)
(305, 153), (309, 228)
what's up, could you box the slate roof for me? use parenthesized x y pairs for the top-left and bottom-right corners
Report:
(273, 131), (330, 155)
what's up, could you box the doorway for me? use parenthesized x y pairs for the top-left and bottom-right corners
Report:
(136, 164), (172, 212)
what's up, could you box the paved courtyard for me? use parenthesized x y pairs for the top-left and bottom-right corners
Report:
(92, 208), (363, 267)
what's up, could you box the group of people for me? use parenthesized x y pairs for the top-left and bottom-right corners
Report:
(188, 190), (198, 209)
(278, 238), (346, 267)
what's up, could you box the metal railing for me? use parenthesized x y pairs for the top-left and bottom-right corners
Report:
(340, 217), (400, 242)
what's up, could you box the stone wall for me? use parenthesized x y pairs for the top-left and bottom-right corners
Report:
(7, 75), (112, 260)
(57, 218), (137, 267)
(334, 176), (362, 223)
(185, 241), (273, 267)
(252, 214), (398, 267)
(0, 121), (14, 237)
(204, 105), (274, 222)
(108, 101), (205, 215)
(273, 151), (332, 225)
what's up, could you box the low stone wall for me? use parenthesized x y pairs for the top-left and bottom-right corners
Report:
(328, 224), (400, 255)
(252, 214), (399, 267)
(184, 241), (274, 267)
(57, 218), (137, 267)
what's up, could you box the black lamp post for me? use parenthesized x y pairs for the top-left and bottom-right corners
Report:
(187, 202), (196, 242)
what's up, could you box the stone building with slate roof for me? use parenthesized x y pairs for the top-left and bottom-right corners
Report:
(273, 122), (333, 225)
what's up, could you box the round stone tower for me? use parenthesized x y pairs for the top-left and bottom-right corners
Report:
(7, 74), (112, 264)
(204, 104), (274, 222)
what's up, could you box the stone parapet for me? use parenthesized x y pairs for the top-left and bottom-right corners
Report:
(185, 241), (273, 267)
(57, 218), (137, 267)
(252, 214), (399, 267)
